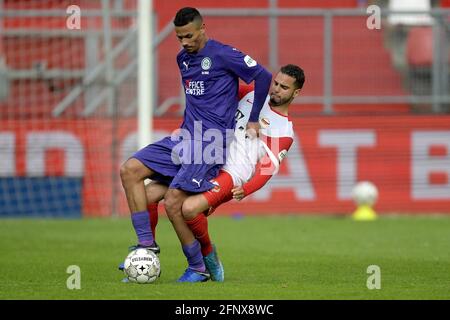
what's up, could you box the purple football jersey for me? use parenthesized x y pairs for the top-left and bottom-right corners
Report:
(177, 39), (265, 145)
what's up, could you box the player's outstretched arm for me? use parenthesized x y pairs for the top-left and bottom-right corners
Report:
(232, 135), (293, 200)
(232, 153), (275, 201)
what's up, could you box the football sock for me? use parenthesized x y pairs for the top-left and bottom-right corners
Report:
(147, 203), (159, 240)
(186, 213), (213, 257)
(131, 210), (154, 247)
(182, 240), (206, 272)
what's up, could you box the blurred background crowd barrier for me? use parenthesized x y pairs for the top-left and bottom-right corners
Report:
(0, 0), (449, 217)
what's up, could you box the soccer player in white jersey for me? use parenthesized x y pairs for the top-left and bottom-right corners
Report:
(136, 65), (305, 282)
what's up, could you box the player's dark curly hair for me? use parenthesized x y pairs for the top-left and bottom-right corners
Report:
(280, 64), (305, 89)
(173, 7), (203, 27)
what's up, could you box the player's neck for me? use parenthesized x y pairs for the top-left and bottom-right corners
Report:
(269, 103), (289, 117)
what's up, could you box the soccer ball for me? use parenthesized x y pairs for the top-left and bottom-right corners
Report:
(351, 181), (378, 206)
(123, 248), (161, 284)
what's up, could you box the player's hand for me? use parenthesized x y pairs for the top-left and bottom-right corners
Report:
(231, 186), (246, 201)
(245, 121), (260, 139)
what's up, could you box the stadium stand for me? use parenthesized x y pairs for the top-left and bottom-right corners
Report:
(407, 26), (434, 67)
(1, 0), (449, 217)
(0, 0), (413, 118)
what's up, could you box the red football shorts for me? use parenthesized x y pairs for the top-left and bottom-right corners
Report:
(203, 170), (235, 215)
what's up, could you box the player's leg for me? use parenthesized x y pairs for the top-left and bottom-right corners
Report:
(164, 188), (210, 282)
(182, 170), (235, 253)
(121, 137), (179, 250)
(120, 157), (157, 249)
(182, 170), (234, 220)
(164, 188), (196, 245)
(145, 181), (169, 241)
(182, 193), (212, 256)
(182, 195), (222, 281)
(181, 170), (234, 282)
(166, 143), (222, 282)
(118, 181), (167, 273)
(120, 158), (154, 213)
(148, 202), (158, 240)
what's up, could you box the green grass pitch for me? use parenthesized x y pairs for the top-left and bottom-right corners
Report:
(1, 215), (450, 300)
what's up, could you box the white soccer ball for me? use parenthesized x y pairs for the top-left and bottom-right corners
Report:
(124, 248), (161, 284)
(351, 181), (378, 206)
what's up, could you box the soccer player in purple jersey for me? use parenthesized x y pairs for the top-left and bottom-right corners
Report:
(119, 7), (272, 282)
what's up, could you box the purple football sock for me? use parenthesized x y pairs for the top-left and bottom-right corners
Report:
(182, 240), (206, 272)
(131, 210), (154, 247)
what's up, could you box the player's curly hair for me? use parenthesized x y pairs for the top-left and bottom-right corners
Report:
(173, 7), (203, 27)
(280, 64), (305, 89)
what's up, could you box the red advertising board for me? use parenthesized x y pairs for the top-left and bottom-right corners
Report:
(1, 115), (449, 216)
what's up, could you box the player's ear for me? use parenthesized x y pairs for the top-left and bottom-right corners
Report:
(293, 88), (300, 98)
(200, 23), (206, 34)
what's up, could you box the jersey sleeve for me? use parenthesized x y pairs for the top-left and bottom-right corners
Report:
(218, 46), (264, 84)
(242, 134), (294, 197)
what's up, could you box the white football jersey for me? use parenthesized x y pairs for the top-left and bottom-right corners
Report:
(223, 89), (294, 186)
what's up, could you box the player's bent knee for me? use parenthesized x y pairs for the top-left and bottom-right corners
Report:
(145, 183), (167, 204)
(164, 203), (182, 221)
(120, 158), (148, 185)
(181, 198), (199, 220)
(119, 163), (132, 184)
(164, 193), (183, 219)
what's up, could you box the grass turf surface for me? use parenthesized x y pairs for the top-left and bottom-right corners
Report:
(1, 215), (449, 300)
